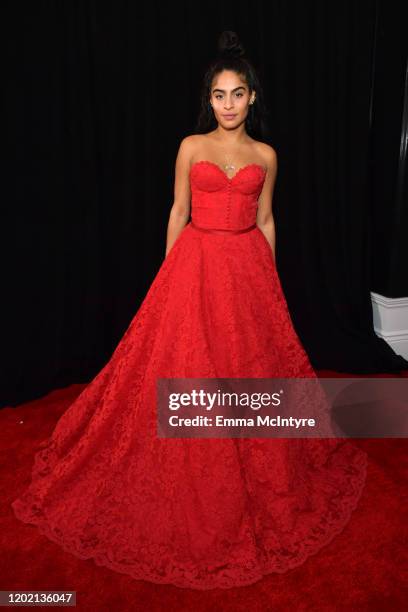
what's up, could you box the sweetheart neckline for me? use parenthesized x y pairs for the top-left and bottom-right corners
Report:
(190, 160), (266, 181)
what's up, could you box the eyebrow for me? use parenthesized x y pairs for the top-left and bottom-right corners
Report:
(212, 86), (246, 93)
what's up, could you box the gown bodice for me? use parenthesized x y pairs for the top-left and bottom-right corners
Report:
(189, 160), (266, 231)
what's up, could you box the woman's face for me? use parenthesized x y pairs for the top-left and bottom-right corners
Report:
(209, 70), (255, 129)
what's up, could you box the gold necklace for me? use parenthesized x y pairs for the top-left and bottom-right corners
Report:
(224, 159), (236, 172)
(221, 148), (241, 174)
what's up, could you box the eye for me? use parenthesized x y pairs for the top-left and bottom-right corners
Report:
(235, 92), (243, 97)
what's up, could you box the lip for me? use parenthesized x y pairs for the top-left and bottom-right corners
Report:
(222, 114), (237, 120)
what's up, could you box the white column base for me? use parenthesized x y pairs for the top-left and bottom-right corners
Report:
(371, 291), (408, 360)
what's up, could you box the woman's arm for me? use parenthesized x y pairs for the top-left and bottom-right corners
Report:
(256, 146), (278, 263)
(165, 137), (193, 257)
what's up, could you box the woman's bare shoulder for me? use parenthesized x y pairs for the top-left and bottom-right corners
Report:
(253, 139), (277, 155)
(177, 134), (210, 164)
(180, 133), (208, 145)
(253, 140), (277, 168)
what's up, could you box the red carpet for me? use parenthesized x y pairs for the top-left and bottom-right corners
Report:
(1, 373), (407, 611)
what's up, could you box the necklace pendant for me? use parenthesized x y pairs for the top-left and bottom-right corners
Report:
(224, 164), (236, 171)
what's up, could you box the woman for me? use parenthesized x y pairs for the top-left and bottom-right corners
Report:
(12, 31), (367, 590)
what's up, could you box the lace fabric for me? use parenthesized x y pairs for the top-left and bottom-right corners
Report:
(12, 161), (368, 590)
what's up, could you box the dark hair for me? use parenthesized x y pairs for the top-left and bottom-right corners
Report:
(194, 31), (270, 142)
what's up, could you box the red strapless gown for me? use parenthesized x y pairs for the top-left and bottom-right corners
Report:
(11, 160), (368, 590)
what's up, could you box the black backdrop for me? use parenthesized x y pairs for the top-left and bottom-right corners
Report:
(3, 0), (408, 408)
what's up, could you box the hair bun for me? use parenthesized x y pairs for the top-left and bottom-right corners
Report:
(217, 30), (245, 58)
